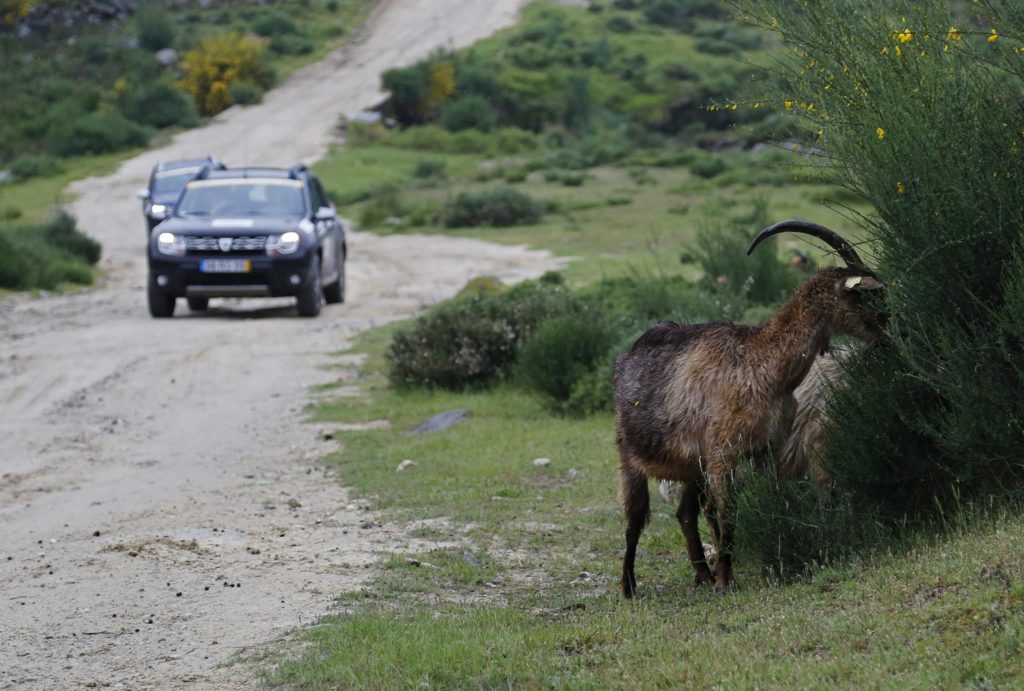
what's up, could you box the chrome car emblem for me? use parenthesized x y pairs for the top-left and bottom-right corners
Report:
(218, 237), (233, 252)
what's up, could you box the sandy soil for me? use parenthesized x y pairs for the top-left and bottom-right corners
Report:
(0, 1), (557, 687)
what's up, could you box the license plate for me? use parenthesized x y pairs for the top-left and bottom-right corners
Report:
(200, 259), (251, 273)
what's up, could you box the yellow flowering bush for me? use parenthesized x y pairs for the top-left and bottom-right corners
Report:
(178, 33), (273, 116)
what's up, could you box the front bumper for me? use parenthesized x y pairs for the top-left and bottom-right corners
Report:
(148, 251), (316, 299)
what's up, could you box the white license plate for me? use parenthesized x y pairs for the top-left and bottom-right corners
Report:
(200, 259), (251, 273)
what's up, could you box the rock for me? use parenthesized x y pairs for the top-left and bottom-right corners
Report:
(155, 48), (178, 67)
(567, 468), (578, 480)
(351, 110), (382, 125)
(286, 498), (302, 509)
(0, 170), (12, 184)
(458, 551), (483, 568)
(533, 457), (551, 468)
(409, 408), (470, 435)
(396, 459), (417, 473)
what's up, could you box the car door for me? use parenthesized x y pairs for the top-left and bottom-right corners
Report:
(310, 178), (340, 280)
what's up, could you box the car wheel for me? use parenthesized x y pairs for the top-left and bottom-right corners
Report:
(187, 297), (210, 312)
(147, 273), (176, 318)
(296, 257), (323, 317)
(323, 249), (345, 304)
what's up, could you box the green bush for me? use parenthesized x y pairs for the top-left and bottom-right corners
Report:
(735, 0), (1024, 560)
(136, 1), (175, 51)
(690, 199), (799, 305)
(252, 12), (296, 36)
(387, 282), (579, 388)
(516, 313), (618, 407)
(227, 81), (265, 106)
(442, 188), (545, 228)
(358, 183), (404, 228)
(689, 152), (729, 178)
(119, 82), (198, 129)
(8, 155), (64, 181)
(439, 96), (497, 133)
(0, 213), (97, 290)
(270, 34), (314, 55)
(411, 158), (447, 180)
(47, 110), (152, 157)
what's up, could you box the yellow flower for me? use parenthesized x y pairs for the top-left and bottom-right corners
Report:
(988, 29), (999, 43)
(898, 28), (913, 44)
(896, 181), (905, 195)
(784, 99), (794, 110)
(947, 26), (961, 41)
(895, 45), (902, 58)
(876, 127), (886, 140)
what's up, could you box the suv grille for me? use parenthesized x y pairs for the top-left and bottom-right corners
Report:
(185, 235), (267, 254)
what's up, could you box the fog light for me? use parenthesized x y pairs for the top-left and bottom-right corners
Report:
(156, 275), (169, 287)
(289, 274), (301, 286)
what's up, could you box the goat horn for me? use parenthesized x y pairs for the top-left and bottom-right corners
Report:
(747, 220), (867, 270)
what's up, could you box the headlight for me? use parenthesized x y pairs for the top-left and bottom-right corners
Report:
(156, 232), (186, 256)
(266, 231), (301, 256)
(150, 203), (168, 218)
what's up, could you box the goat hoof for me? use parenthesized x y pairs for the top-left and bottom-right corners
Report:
(714, 586), (728, 597)
(693, 572), (714, 587)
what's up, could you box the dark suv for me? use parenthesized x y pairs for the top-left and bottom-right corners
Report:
(137, 156), (226, 231)
(147, 165), (347, 318)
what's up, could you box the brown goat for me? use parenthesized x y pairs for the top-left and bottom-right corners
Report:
(614, 221), (886, 597)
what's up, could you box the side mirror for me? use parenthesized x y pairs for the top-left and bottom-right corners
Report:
(315, 206), (335, 221)
(136, 187), (151, 200)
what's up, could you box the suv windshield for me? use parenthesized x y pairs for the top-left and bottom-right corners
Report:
(152, 168), (202, 196)
(175, 179), (307, 218)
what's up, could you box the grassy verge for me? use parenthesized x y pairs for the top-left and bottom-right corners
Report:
(262, 324), (1023, 687)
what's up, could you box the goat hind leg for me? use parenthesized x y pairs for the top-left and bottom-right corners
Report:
(676, 482), (713, 586)
(707, 483), (735, 596)
(620, 462), (650, 598)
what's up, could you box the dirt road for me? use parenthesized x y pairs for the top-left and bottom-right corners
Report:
(0, 1), (555, 687)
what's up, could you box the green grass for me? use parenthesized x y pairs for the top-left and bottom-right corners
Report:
(263, 324), (1024, 688)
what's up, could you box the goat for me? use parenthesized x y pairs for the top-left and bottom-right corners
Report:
(614, 220), (886, 597)
(658, 345), (849, 506)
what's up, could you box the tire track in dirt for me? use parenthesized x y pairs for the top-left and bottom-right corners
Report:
(0, 1), (558, 688)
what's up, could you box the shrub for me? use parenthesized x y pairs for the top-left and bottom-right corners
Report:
(358, 183), (404, 228)
(606, 14), (635, 32)
(387, 282), (579, 388)
(0, 213), (97, 290)
(8, 155), (63, 181)
(136, 1), (175, 52)
(735, 0), (1024, 560)
(439, 96), (497, 133)
(411, 158), (446, 180)
(689, 199), (798, 306)
(688, 152), (728, 178)
(442, 188), (545, 228)
(252, 12), (296, 37)
(119, 81), (198, 129)
(179, 33), (273, 115)
(516, 312), (618, 408)
(270, 34), (314, 56)
(48, 110), (152, 157)
(227, 81), (264, 106)
(42, 211), (101, 265)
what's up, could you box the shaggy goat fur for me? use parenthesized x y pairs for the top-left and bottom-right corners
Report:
(614, 266), (884, 597)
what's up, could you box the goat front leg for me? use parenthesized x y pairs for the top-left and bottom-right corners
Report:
(706, 473), (736, 596)
(676, 481), (713, 586)
(619, 459), (650, 598)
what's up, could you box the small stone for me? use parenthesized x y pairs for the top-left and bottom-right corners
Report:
(533, 457), (551, 468)
(286, 498), (302, 509)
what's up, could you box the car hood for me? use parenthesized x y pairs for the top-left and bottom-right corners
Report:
(157, 217), (305, 235)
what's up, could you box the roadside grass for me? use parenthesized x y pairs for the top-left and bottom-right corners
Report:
(264, 324), (1024, 688)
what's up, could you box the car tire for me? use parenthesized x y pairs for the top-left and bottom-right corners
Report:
(296, 257), (323, 318)
(187, 297), (210, 312)
(147, 273), (176, 318)
(323, 249), (345, 304)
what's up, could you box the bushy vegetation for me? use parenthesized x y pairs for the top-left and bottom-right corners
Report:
(0, 211), (99, 290)
(178, 32), (274, 115)
(727, 0), (1024, 572)
(442, 187), (546, 228)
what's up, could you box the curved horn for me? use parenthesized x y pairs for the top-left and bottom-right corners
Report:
(747, 219), (866, 270)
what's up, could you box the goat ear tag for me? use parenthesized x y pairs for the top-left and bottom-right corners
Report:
(844, 276), (863, 289)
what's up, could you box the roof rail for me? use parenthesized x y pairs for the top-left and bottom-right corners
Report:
(287, 163), (308, 180)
